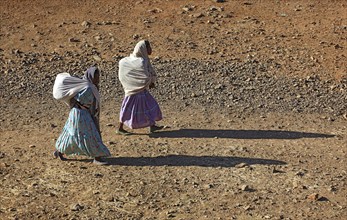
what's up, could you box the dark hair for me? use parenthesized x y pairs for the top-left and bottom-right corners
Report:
(144, 40), (151, 49)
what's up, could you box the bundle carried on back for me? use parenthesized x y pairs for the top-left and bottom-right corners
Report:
(53, 73), (91, 106)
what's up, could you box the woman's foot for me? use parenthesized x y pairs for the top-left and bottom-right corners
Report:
(53, 150), (67, 161)
(116, 128), (132, 135)
(149, 125), (164, 133)
(93, 157), (109, 165)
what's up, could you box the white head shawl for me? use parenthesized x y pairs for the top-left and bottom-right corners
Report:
(118, 40), (156, 96)
(131, 40), (156, 77)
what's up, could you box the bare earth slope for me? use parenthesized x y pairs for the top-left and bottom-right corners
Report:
(1, 1), (346, 219)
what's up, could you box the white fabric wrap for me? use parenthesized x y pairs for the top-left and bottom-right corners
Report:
(118, 57), (155, 96)
(53, 72), (100, 108)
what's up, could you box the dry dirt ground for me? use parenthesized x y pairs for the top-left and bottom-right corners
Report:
(1, 0), (347, 220)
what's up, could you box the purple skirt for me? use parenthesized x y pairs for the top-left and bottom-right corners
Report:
(120, 90), (162, 129)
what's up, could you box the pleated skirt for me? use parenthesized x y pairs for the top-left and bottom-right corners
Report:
(120, 90), (162, 129)
(55, 107), (111, 157)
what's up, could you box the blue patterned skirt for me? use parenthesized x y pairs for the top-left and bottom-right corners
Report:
(55, 107), (111, 157)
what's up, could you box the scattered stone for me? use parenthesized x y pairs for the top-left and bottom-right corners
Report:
(69, 38), (80, 42)
(235, 163), (248, 168)
(192, 13), (204, 18)
(0, 162), (9, 168)
(272, 168), (285, 173)
(70, 203), (84, 211)
(29, 144), (36, 148)
(182, 6), (193, 12)
(203, 184), (214, 189)
(0, 152), (5, 159)
(94, 173), (103, 178)
(93, 55), (102, 61)
(241, 185), (251, 191)
(133, 34), (140, 39)
(81, 21), (91, 27)
(243, 205), (252, 210)
(307, 193), (319, 201)
(148, 8), (162, 13)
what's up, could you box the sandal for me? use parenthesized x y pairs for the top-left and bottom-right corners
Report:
(116, 128), (132, 136)
(149, 125), (164, 133)
(93, 157), (109, 166)
(53, 150), (67, 161)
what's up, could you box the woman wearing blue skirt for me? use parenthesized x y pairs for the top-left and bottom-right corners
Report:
(117, 40), (163, 135)
(53, 67), (111, 165)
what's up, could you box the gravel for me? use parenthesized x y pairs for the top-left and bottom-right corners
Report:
(1, 51), (346, 117)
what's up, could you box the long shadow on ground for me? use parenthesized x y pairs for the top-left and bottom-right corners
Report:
(149, 129), (335, 139)
(105, 155), (286, 167)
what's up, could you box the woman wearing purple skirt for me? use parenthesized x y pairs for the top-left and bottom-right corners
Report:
(117, 40), (163, 135)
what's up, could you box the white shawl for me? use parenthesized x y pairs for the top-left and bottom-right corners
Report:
(118, 40), (156, 96)
(53, 72), (100, 108)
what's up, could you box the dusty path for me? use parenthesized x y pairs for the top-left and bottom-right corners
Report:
(1, 99), (346, 219)
(1, 0), (347, 219)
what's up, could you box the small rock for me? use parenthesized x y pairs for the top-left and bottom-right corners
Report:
(243, 205), (251, 210)
(182, 6), (193, 12)
(235, 163), (248, 168)
(307, 193), (319, 201)
(192, 13), (204, 18)
(0, 162), (9, 168)
(69, 38), (80, 42)
(203, 184), (214, 189)
(81, 21), (91, 27)
(272, 168), (285, 173)
(133, 34), (140, 39)
(148, 8), (162, 13)
(106, 196), (115, 202)
(29, 144), (36, 148)
(93, 55), (102, 61)
(70, 203), (84, 211)
(241, 185), (251, 191)
(94, 173), (103, 178)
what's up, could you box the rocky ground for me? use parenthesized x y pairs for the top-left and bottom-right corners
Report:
(1, 0), (346, 219)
